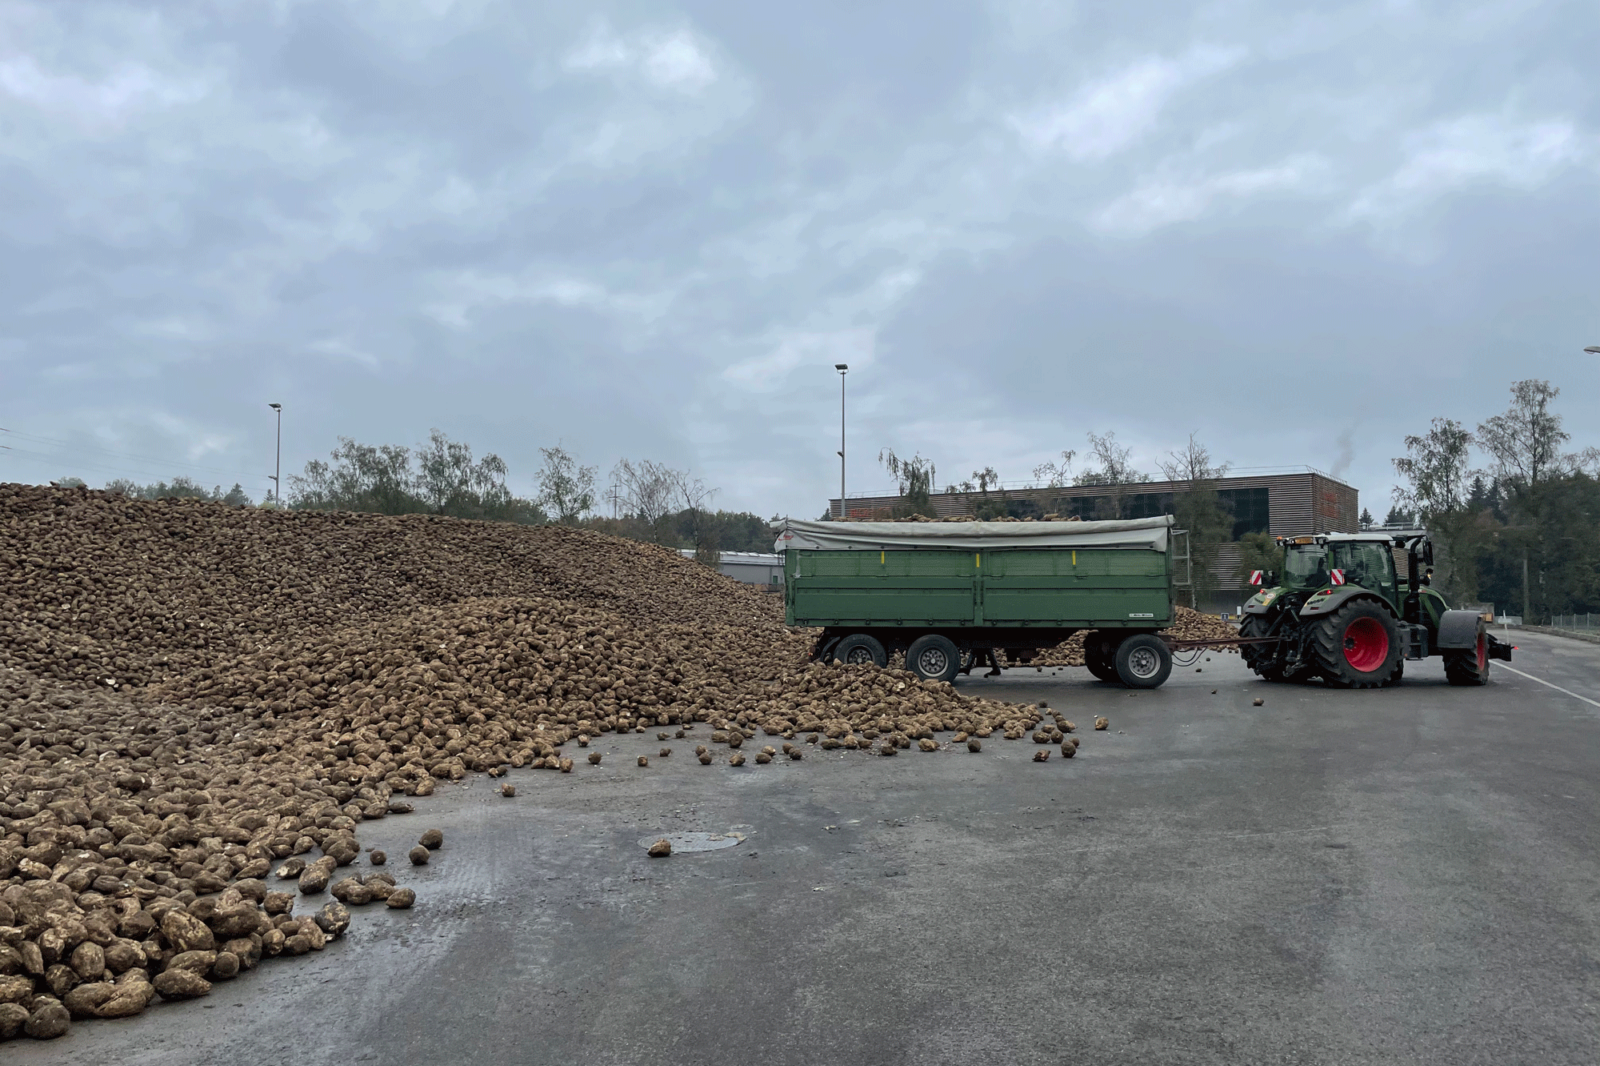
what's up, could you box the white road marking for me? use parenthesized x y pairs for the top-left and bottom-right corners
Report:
(1498, 663), (1600, 709)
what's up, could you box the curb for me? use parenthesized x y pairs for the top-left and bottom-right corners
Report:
(1515, 625), (1600, 647)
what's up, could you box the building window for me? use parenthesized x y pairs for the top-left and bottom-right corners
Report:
(1125, 492), (1175, 520)
(1219, 486), (1270, 540)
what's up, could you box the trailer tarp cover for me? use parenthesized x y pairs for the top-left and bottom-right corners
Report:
(772, 516), (1172, 553)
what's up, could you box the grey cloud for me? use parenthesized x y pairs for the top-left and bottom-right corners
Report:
(2, 0), (1597, 520)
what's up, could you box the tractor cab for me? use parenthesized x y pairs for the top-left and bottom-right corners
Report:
(1278, 535), (1399, 605)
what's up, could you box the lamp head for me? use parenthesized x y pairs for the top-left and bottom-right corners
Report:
(835, 363), (848, 372)
(1584, 346), (1600, 355)
(268, 402), (282, 410)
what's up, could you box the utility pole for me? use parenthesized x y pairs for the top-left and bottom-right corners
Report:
(835, 364), (848, 519)
(1523, 550), (1530, 624)
(267, 403), (282, 506)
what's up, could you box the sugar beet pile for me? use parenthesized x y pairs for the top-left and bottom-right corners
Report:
(0, 485), (1232, 1041)
(0, 486), (1041, 1040)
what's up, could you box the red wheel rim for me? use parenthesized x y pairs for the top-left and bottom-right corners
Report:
(1476, 632), (1486, 671)
(1343, 616), (1389, 672)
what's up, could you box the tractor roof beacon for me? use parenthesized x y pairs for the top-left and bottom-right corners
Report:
(1238, 529), (1512, 688)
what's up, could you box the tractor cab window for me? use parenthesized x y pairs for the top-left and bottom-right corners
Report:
(1330, 541), (1397, 603)
(1281, 545), (1330, 590)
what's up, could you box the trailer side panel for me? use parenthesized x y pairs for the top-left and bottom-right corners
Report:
(982, 547), (1171, 627)
(785, 544), (1171, 630)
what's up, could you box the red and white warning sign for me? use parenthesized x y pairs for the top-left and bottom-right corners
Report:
(1330, 569), (1346, 586)
(1249, 570), (1263, 586)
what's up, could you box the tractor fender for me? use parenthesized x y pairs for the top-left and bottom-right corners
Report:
(1243, 590), (1283, 616)
(1298, 587), (1394, 621)
(1435, 609), (1483, 649)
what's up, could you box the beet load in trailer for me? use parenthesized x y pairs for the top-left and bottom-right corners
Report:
(772, 516), (1190, 688)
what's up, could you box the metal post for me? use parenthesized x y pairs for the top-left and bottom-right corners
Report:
(835, 364), (848, 518)
(268, 403), (282, 506)
(1523, 551), (1529, 624)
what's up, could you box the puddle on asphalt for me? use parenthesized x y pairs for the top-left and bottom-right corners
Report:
(637, 831), (747, 853)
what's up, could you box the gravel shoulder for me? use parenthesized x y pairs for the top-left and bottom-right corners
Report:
(15, 644), (1600, 1066)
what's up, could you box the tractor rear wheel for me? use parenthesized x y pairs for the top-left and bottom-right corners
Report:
(1239, 614), (1284, 680)
(1311, 600), (1401, 689)
(1239, 615), (1318, 682)
(1444, 624), (1491, 686)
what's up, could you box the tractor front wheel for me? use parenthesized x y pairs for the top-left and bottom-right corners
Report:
(1444, 624), (1491, 686)
(1311, 600), (1402, 689)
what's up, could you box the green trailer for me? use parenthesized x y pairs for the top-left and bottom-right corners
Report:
(773, 516), (1183, 688)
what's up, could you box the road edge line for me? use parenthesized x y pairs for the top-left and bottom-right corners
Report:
(1497, 663), (1600, 709)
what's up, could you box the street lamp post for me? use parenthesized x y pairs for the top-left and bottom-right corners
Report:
(835, 364), (848, 519)
(268, 403), (282, 506)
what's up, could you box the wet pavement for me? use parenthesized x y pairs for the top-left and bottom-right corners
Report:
(14, 630), (1600, 1065)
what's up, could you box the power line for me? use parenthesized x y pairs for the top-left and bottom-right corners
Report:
(0, 441), (262, 488)
(0, 427), (264, 485)
(0, 426), (258, 478)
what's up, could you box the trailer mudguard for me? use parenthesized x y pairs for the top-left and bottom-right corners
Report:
(1297, 586), (1393, 621)
(811, 635), (842, 662)
(1436, 609), (1483, 649)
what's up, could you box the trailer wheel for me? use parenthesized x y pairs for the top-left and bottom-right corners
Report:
(1083, 633), (1119, 683)
(832, 633), (887, 669)
(1311, 599), (1401, 689)
(906, 634), (961, 683)
(1444, 623), (1490, 686)
(1075, 630), (1113, 681)
(1115, 633), (1171, 688)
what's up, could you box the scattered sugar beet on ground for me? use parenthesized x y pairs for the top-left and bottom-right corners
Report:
(0, 485), (1079, 1041)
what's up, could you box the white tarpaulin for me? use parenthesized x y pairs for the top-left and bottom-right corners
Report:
(771, 516), (1172, 553)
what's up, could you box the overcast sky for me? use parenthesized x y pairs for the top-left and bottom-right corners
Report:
(3, 0), (1597, 520)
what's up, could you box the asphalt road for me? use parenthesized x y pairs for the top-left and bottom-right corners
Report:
(16, 630), (1600, 1065)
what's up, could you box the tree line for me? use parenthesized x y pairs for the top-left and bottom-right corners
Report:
(873, 431), (1161, 520)
(288, 434), (777, 559)
(56, 432), (776, 561)
(870, 430), (1233, 608)
(1388, 379), (1598, 620)
(57, 476), (254, 506)
(868, 391), (1600, 623)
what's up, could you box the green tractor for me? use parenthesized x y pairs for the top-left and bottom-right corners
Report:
(1239, 530), (1512, 688)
